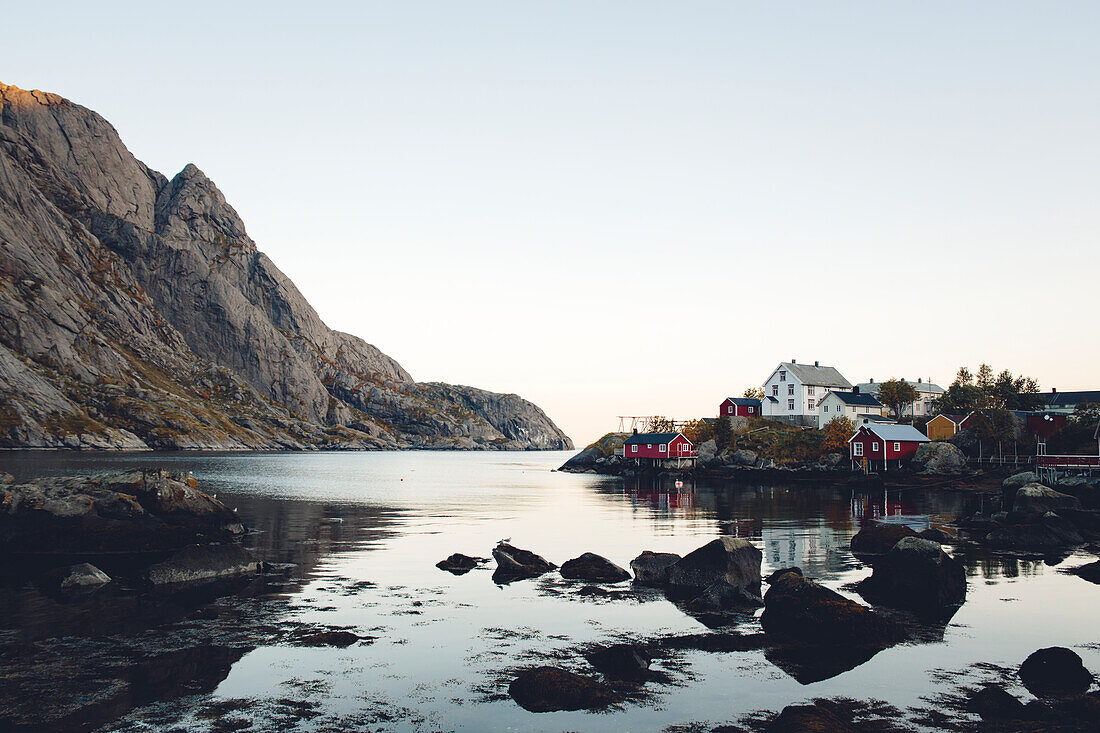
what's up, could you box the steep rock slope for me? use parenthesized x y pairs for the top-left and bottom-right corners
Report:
(0, 82), (571, 451)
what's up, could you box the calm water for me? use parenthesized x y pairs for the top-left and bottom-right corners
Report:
(1, 451), (1097, 731)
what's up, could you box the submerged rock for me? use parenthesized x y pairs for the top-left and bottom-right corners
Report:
(629, 551), (681, 586)
(766, 702), (859, 732)
(560, 553), (630, 582)
(984, 513), (1084, 549)
(145, 543), (259, 586)
(1019, 647), (1094, 697)
(666, 537), (762, 598)
(491, 542), (556, 583)
(967, 685), (1028, 720)
(507, 666), (615, 712)
(292, 630), (364, 648)
(858, 537), (966, 615)
(1069, 560), (1100, 584)
(435, 553), (487, 575)
(685, 579), (764, 614)
(850, 523), (916, 556)
(585, 643), (652, 682)
(760, 570), (902, 647)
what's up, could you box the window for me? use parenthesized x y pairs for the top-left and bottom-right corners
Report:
(748, 407), (754, 414)
(788, 385), (795, 395)
(807, 386), (815, 396)
(631, 445), (637, 453)
(872, 442), (879, 451)
(854, 443), (863, 457)
(893, 442), (901, 452)
(779, 371), (786, 382)
(727, 406), (733, 414)
(788, 399), (795, 410)
(659, 444), (667, 453)
(772, 385), (779, 396)
(647, 444), (652, 449)
(808, 400), (815, 410)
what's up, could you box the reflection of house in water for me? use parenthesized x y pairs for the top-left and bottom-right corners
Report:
(849, 490), (931, 532)
(760, 521), (852, 578)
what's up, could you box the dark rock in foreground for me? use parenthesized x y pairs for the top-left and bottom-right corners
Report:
(1013, 484), (1082, 515)
(585, 644), (652, 682)
(1019, 647), (1094, 697)
(145, 543), (259, 586)
(508, 666), (615, 712)
(292, 630), (365, 648)
(667, 537), (762, 597)
(560, 552), (630, 582)
(0, 470), (245, 555)
(858, 537), (966, 615)
(685, 579), (764, 614)
(850, 523), (916, 556)
(984, 513), (1084, 550)
(761, 569), (902, 647)
(629, 551), (681, 586)
(435, 553), (487, 575)
(491, 542), (556, 583)
(967, 685), (1028, 721)
(1069, 560), (1100, 584)
(766, 702), (859, 732)
(52, 562), (112, 593)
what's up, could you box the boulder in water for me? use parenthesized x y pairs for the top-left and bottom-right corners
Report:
(858, 536), (966, 614)
(491, 542), (556, 583)
(145, 543), (259, 586)
(435, 553), (487, 575)
(666, 537), (761, 597)
(850, 523), (917, 556)
(1013, 484), (1082, 515)
(1019, 647), (1094, 697)
(760, 570), (902, 646)
(584, 643), (651, 682)
(560, 553), (630, 582)
(508, 666), (615, 712)
(629, 551), (681, 586)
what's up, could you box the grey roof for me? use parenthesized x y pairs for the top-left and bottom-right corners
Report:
(1043, 390), (1100, 408)
(778, 362), (851, 389)
(851, 424), (930, 443)
(857, 379), (944, 395)
(624, 432), (683, 445)
(828, 391), (883, 408)
(858, 414), (896, 424)
(724, 397), (762, 407)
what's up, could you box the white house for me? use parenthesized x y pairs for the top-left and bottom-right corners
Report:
(816, 389), (886, 429)
(855, 378), (944, 418)
(762, 360), (852, 426)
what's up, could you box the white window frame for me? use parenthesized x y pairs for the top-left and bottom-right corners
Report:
(647, 444), (652, 449)
(787, 399), (795, 410)
(807, 386), (815, 395)
(854, 442), (863, 457)
(893, 442), (901, 452)
(748, 407), (754, 414)
(808, 400), (815, 410)
(659, 444), (667, 453)
(631, 444), (637, 453)
(772, 386), (779, 396)
(779, 371), (786, 382)
(728, 406), (733, 414)
(788, 384), (795, 395)
(872, 442), (879, 451)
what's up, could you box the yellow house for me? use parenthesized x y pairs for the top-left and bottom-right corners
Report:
(926, 413), (971, 441)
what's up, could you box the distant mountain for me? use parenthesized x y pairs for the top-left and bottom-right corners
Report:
(0, 82), (571, 451)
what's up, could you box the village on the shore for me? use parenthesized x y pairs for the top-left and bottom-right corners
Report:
(564, 360), (1100, 479)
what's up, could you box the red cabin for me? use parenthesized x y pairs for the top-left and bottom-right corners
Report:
(719, 397), (762, 418)
(849, 424), (930, 471)
(623, 432), (696, 460)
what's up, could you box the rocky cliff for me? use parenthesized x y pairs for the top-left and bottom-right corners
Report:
(0, 82), (571, 451)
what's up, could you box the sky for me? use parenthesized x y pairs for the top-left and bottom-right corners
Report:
(4, 1), (1099, 446)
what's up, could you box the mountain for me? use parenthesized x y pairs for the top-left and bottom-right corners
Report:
(0, 82), (572, 451)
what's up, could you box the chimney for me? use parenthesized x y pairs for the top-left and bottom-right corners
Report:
(1052, 387), (1057, 394)
(853, 386), (859, 394)
(814, 360), (820, 367)
(870, 378), (874, 384)
(917, 378), (922, 383)
(632, 428), (638, 435)
(791, 358), (796, 364)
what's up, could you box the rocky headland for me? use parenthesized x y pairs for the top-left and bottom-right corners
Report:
(0, 82), (571, 451)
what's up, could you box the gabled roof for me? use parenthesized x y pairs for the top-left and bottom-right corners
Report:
(724, 397), (762, 407)
(858, 414), (896, 424)
(826, 391), (883, 408)
(849, 424), (930, 443)
(1044, 390), (1100, 408)
(624, 432), (684, 446)
(857, 380), (944, 396)
(930, 413), (968, 425)
(775, 362), (852, 389)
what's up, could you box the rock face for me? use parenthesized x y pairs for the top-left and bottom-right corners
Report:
(667, 537), (762, 598)
(1019, 647), (1094, 697)
(559, 553), (631, 582)
(0, 81), (571, 451)
(1013, 484), (1082, 515)
(850, 523), (917, 556)
(760, 569), (901, 646)
(858, 537), (966, 614)
(491, 542), (556, 583)
(508, 666), (614, 712)
(0, 470), (244, 554)
(144, 543), (259, 586)
(629, 551), (681, 586)
(913, 442), (968, 473)
(1003, 471), (1040, 490)
(54, 562), (112, 592)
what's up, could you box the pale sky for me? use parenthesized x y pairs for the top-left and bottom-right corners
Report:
(4, 1), (1098, 445)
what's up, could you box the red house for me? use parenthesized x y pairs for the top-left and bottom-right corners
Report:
(719, 397), (762, 418)
(849, 424), (930, 471)
(623, 432), (696, 460)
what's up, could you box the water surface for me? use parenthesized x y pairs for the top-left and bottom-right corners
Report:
(1, 451), (1096, 731)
